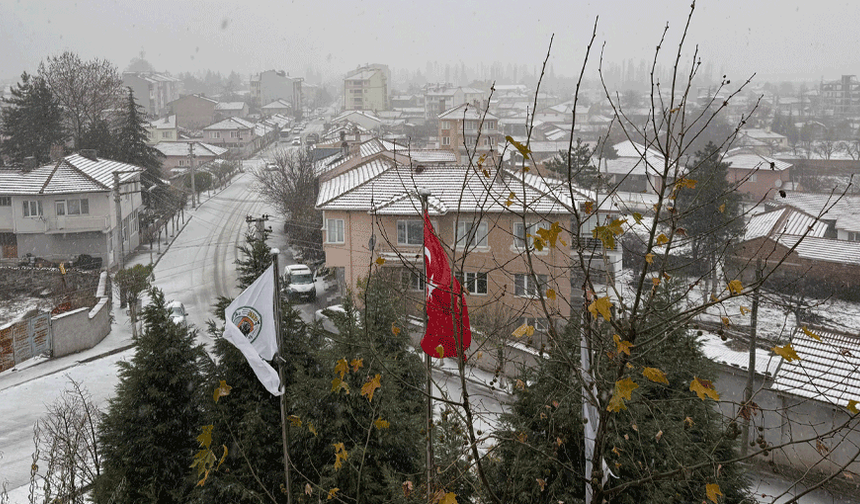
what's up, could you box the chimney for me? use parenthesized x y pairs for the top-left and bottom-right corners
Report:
(23, 156), (38, 172)
(349, 143), (361, 158)
(50, 144), (64, 162)
(341, 141), (349, 158)
(80, 149), (99, 161)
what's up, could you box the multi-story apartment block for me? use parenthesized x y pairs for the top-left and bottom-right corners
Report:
(819, 75), (860, 117)
(250, 70), (303, 112)
(123, 72), (182, 118)
(168, 94), (218, 130)
(424, 84), (485, 121)
(203, 117), (257, 157)
(343, 65), (389, 112)
(438, 103), (501, 164)
(0, 151), (144, 267)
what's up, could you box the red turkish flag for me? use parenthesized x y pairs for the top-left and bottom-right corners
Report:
(420, 211), (471, 359)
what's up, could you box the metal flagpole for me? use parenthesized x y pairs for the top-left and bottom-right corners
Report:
(418, 188), (434, 502)
(271, 249), (292, 504)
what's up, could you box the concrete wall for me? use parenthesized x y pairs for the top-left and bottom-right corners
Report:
(52, 271), (111, 357)
(17, 231), (107, 263)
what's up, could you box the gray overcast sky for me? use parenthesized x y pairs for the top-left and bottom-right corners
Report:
(2, 0), (858, 84)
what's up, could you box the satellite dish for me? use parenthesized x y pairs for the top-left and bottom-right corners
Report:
(774, 179), (783, 188)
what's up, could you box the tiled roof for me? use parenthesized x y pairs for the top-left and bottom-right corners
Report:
(776, 235), (860, 266)
(438, 103), (498, 121)
(204, 117), (255, 130)
(262, 99), (292, 109)
(0, 154), (141, 195)
(148, 115), (176, 129)
(700, 332), (780, 376)
(317, 162), (577, 216)
(154, 141), (228, 158)
(772, 326), (860, 406)
(744, 206), (828, 241)
(723, 153), (791, 172)
(215, 102), (246, 111)
(775, 192), (860, 233)
(408, 150), (458, 164)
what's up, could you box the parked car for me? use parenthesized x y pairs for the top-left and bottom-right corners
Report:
(283, 264), (316, 302)
(166, 300), (188, 326)
(291, 137), (301, 146)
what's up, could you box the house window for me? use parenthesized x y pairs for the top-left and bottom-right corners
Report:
(397, 220), (423, 245)
(513, 221), (539, 248)
(456, 271), (488, 295)
(22, 200), (42, 218)
(442, 136), (450, 146)
(68, 198), (89, 215)
(231, 131), (239, 138)
(455, 220), (488, 248)
(402, 269), (424, 291)
(161, 131), (171, 138)
(0, 196), (11, 206)
(517, 317), (549, 334)
(748, 173), (757, 183)
(55, 200), (66, 216)
(211, 131), (221, 139)
(848, 231), (860, 242)
(515, 273), (547, 297)
(326, 218), (344, 244)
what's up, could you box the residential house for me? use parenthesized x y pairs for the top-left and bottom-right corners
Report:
(153, 141), (228, 173)
(736, 129), (788, 155)
(145, 115), (178, 144)
(332, 110), (383, 132)
(0, 151), (144, 268)
(203, 117), (257, 157)
(316, 139), (622, 346)
(765, 192), (860, 241)
(261, 99), (292, 117)
(123, 72), (182, 117)
(167, 94), (218, 130)
(214, 101), (249, 120)
(438, 103), (501, 164)
(723, 152), (792, 200)
(343, 65), (389, 112)
(423, 84), (486, 121)
(251, 70), (303, 111)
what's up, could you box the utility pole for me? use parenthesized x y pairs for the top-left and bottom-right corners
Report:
(271, 248), (292, 504)
(741, 258), (763, 457)
(113, 172), (124, 271)
(418, 187), (434, 501)
(246, 214), (271, 241)
(189, 142), (197, 209)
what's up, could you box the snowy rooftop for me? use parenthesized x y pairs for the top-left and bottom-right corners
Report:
(0, 154), (141, 195)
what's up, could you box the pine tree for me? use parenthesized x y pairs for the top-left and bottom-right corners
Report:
(114, 87), (164, 199)
(0, 72), (65, 164)
(544, 139), (602, 190)
(95, 288), (206, 504)
(487, 281), (750, 504)
(675, 141), (744, 265)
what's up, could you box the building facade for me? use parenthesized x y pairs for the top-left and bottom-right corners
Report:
(123, 72), (182, 118)
(168, 94), (218, 131)
(343, 65), (389, 112)
(251, 70), (303, 112)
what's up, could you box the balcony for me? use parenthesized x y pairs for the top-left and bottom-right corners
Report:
(47, 215), (110, 233)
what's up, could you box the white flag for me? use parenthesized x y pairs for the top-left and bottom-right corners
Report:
(223, 265), (283, 396)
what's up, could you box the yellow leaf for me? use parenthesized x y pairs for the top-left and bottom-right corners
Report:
(516, 379), (526, 390)
(375, 256), (385, 265)
(588, 296), (613, 321)
(546, 288), (556, 300)
(213, 380), (232, 403)
(655, 233), (669, 246)
(533, 236), (545, 251)
(645, 253), (654, 264)
(684, 416), (695, 427)
(556, 436), (563, 446)
(288, 415), (302, 427)
(690, 377), (720, 401)
(535, 221), (564, 249)
(327, 488), (340, 500)
(350, 358), (363, 372)
(440, 492), (458, 504)
(361, 374), (382, 402)
(584, 201), (594, 214)
(675, 177), (697, 190)
(506, 135), (531, 160)
(706, 483), (723, 504)
(613, 334), (633, 355)
(612, 446), (622, 456)
(305, 483), (313, 496)
(374, 417), (390, 429)
(436, 345), (445, 358)
(773, 344), (800, 362)
(517, 431), (528, 443)
(727, 279), (743, 295)
(333, 443), (348, 471)
(802, 325), (821, 341)
(331, 378), (350, 394)
(196, 424), (214, 449)
(308, 422), (318, 436)
(523, 165), (530, 172)
(391, 323), (401, 336)
(651, 277), (660, 286)
(721, 316), (731, 326)
(848, 400), (859, 414)
(334, 358), (349, 379)
(719, 203), (726, 213)
(536, 478), (546, 491)
(643, 367), (669, 385)
(632, 212), (643, 224)
(512, 323), (535, 338)
(607, 377), (638, 412)
(740, 306), (750, 315)
(482, 168), (490, 178)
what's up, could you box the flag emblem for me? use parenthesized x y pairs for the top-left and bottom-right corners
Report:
(231, 306), (264, 343)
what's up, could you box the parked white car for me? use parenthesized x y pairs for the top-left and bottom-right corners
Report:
(283, 264), (316, 302)
(166, 300), (188, 326)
